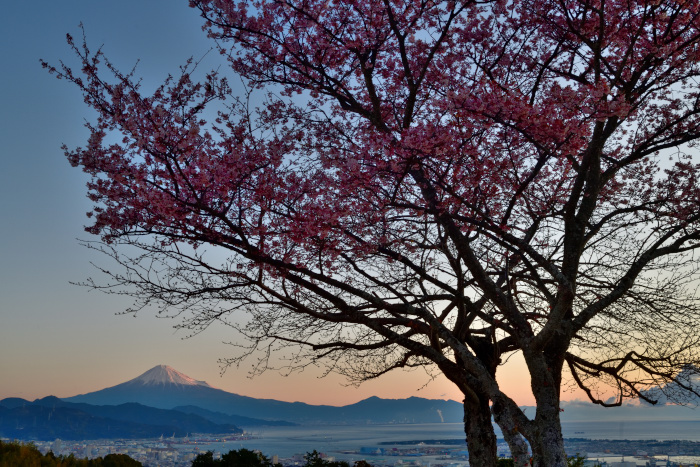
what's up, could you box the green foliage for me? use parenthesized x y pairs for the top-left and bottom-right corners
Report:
(497, 458), (514, 467)
(192, 448), (281, 467)
(191, 449), (369, 467)
(99, 454), (143, 467)
(303, 450), (349, 467)
(0, 440), (142, 467)
(192, 451), (217, 467)
(221, 448), (276, 467)
(566, 453), (586, 467)
(0, 440), (42, 467)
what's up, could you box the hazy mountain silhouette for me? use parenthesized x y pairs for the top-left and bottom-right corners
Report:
(0, 395), (239, 440)
(62, 365), (465, 424)
(558, 399), (700, 421)
(172, 405), (297, 427)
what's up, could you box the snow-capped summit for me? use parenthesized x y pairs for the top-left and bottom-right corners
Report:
(128, 365), (212, 388)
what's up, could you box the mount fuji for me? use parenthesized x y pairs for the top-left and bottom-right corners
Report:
(119, 364), (213, 388)
(62, 365), (465, 425)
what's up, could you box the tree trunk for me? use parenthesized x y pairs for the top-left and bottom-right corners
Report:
(492, 399), (531, 467)
(530, 398), (566, 467)
(463, 394), (498, 467)
(528, 352), (567, 467)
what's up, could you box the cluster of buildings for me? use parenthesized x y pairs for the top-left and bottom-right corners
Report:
(17, 437), (199, 466)
(345, 439), (700, 467)
(6, 435), (700, 467)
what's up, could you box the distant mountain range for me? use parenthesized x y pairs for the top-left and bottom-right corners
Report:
(52, 365), (700, 425)
(63, 365), (465, 424)
(3, 364), (698, 442)
(0, 396), (240, 441)
(558, 399), (700, 422)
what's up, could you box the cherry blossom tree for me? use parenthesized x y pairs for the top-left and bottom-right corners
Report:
(45, 0), (700, 465)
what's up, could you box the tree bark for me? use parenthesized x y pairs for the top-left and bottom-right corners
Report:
(463, 394), (498, 467)
(530, 398), (566, 467)
(492, 400), (531, 467)
(528, 353), (567, 467)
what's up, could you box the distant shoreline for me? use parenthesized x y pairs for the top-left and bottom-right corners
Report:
(380, 438), (700, 445)
(376, 437), (700, 460)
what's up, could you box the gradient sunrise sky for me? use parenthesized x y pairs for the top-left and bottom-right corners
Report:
(0, 1), (584, 407)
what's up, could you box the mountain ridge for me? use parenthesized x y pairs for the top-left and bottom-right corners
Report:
(60, 364), (700, 425)
(62, 364), (465, 424)
(0, 396), (241, 441)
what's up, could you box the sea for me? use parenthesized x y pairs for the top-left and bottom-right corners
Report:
(182, 421), (700, 464)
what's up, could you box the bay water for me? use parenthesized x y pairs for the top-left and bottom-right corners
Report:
(186, 420), (700, 461)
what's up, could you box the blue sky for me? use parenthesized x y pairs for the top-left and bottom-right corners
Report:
(0, 1), (540, 406)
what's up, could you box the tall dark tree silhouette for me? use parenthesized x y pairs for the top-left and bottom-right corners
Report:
(45, 0), (700, 465)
